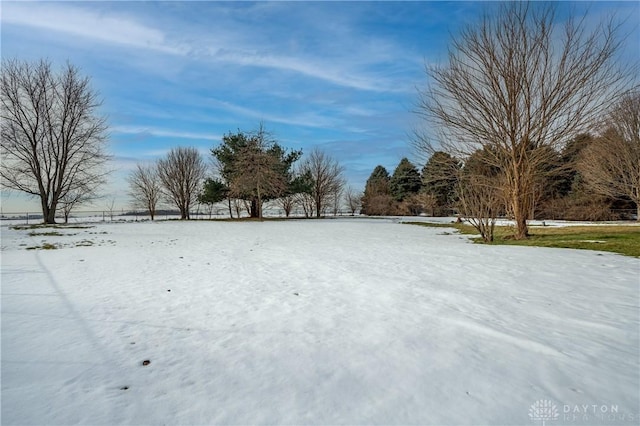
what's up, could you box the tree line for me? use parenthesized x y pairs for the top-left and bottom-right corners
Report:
(363, 113), (639, 225)
(0, 59), (345, 223)
(128, 125), (346, 221)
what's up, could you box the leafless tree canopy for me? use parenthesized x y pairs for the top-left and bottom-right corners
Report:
(579, 92), (640, 219)
(416, 2), (635, 238)
(343, 186), (362, 216)
(59, 184), (100, 224)
(295, 191), (316, 218)
(128, 163), (162, 220)
(157, 147), (206, 220)
(457, 170), (505, 242)
(1, 59), (109, 223)
(278, 194), (296, 218)
(300, 148), (344, 218)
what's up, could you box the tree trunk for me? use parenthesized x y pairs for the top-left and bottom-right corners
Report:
(257, 187), (262, 220)
(41, 195), (57, 224)
(44, 206), (57, 224)
(45, 211), (57, 224)
(511, 193), (530, 239)
(508, 165), (532, 240)
(228, 198), (233, 219)
(250, 199), (259, 218)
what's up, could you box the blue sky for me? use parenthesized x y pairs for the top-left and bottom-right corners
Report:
(1, 1), (639, 212)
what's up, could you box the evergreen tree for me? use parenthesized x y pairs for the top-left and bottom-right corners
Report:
(198, 178), (228, 205)
(198, 178), (228, 218)
(364, 165), (390, 194)
(211, 125), (301, 217)
(422, 152), (460, 209)
(361, 165), (393, 215)
(557, 133), (594, 197)
(389, 158), (422, 201)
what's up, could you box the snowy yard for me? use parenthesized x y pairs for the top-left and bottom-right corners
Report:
(1, 218), (638, 425)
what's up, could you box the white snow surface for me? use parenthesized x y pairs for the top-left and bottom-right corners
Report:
(1, 218), (639, 425)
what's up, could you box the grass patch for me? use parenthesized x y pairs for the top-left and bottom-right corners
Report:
(26, 242), (58, 250)
(204, 217), (309, 222)
(28, 231), (67, 237)
(12, 224), (93, 231)
(12, 224), (47, 230)
(407, 222), (640, 257)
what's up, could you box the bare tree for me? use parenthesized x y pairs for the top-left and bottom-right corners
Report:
(296, 192), (315, 218)
(157, 147), (206, 220)
(104, 197), (117, 221)
(343, 186), (362, 216)
(128, 163), (162, 220)
(1, 59), (109, 224)
(416, 2), (635, 239)
(59, 185), (98, 224)
(579, 92), (640, 220)
(232, 198), (243, 218)
(454, 148), (507, 241)
(457, 173), (504, 242)
(278, 194), (296, 217)
(331, 187), (343, 216)
(300, 149), (345, 218)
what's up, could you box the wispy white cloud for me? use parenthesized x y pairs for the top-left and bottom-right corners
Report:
(205, 48), (400, 93)
(205, 98), (340, 129)
(112, 126), (221, 142)
(2, 2), (186, 55)
(2, 2), (410, 93)
(134, 147), (212, 160)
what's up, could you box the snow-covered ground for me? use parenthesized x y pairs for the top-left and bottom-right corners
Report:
(1, 218), (638, 425)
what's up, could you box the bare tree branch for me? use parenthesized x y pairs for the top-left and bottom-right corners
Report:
(415, 2), (636, 238)
(128, 163), (162, 220)
(299, 148), (345, 218)
(1, 59), (110, 223)
(343, 186), (362, 216)
(157, 147), (206, 220)
(579, 92), (640, 219)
